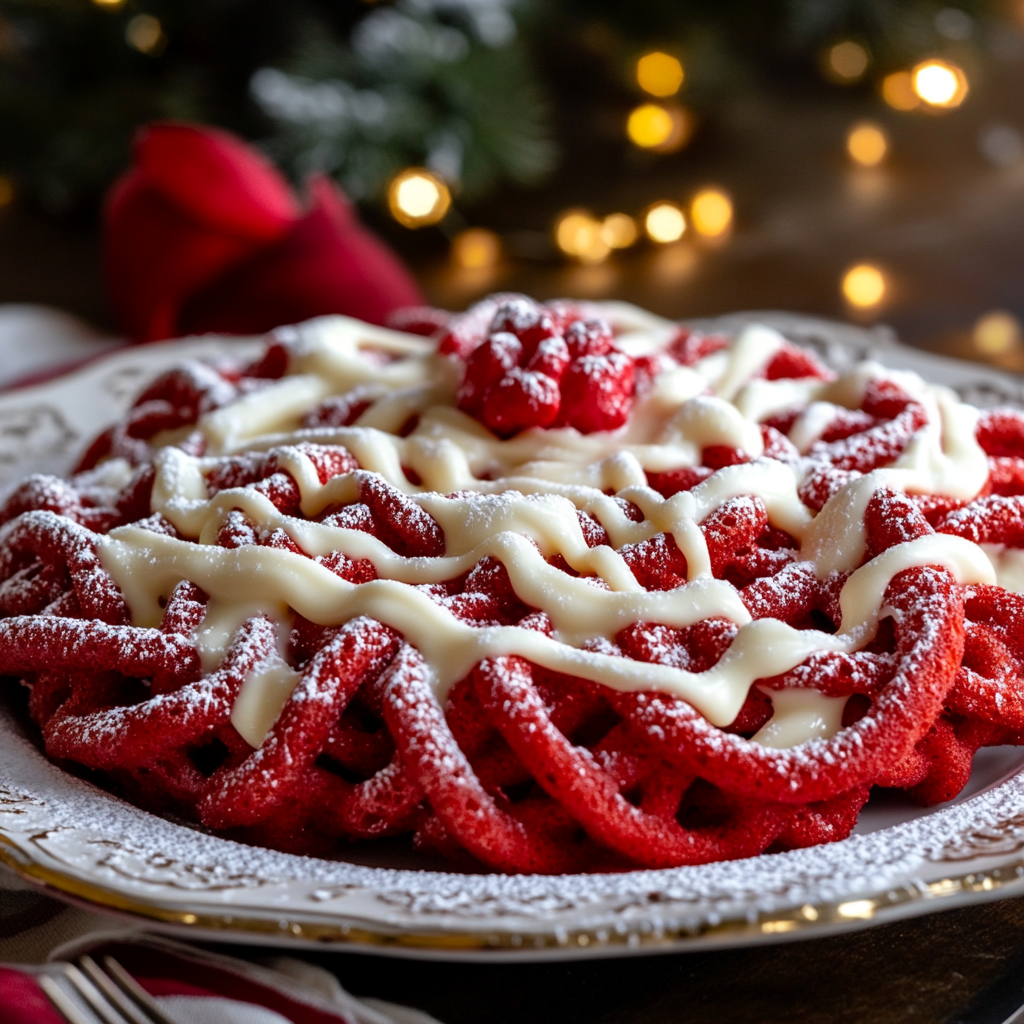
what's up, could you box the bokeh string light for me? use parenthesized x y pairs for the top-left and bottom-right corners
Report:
(545, 189), (723, 264)
(974, 311), (1022, 355)
(882, 71), (920, 111)
(626, 102), (693, 152)
(555, 209), (610, 263)
(627, 103), (673, 148)
(636, 52), (684, 97)
(912, 59), (969, 108)
(600, 213), (638, 249)
(842, 263), (888, 310)
(388, 168), (451, 228)
(690, 188), (733, 237)
(644, 202), (686, 243)
(125, 14), (165, 56)
(846, 122), (889, 166)
(451, 228), (501, 270)
(825, 41), (869, 83)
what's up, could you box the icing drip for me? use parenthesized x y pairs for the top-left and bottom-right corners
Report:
(95, 308), (996, 751)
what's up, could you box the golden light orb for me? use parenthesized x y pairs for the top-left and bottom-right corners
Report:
(92, 0), (127, 7)
(644, 202), (686, 244)
(842, 263), (887, 309)
(636, 51), (684, 97)
(881, 71), (920, 111)
(627, 103), (674, 149)
(912, 59), (968, 108)
(387, 168), (451, 228)
(451, 228), (501, 270)
(690, 188), (733, 237)
(600, 213), (638, 249)
(0, 176), (13, 208)
(657, 105), (693, 153)
(846, 122), (889, 167)
(973, 311), (1022, 355)
(126, 14), (166, 55)
(554, 210), (610, 263)
(826, 41), (869, 82)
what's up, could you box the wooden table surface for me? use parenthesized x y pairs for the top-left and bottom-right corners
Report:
(294, 895), (1024, 1024)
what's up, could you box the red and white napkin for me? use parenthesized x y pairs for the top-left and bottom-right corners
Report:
(0, 869), (441, 1024)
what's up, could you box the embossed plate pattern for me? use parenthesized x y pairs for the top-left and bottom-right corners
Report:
(4, 314), (1024, 960)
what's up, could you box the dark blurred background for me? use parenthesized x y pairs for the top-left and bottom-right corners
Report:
(2, 0), (1024, 367)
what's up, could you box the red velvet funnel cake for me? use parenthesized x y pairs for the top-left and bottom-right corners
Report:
(3, 295), (1024, 873)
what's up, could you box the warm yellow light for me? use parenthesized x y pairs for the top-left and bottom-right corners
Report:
(827, 41), (869, 82)
(627, 104), (693, 152)
(658, 106), (693, 153)
(451, 228), (501, 270)
(690, 188), (733, 237)
(92, 0), (126, 7)
(912, 60), (968, 108)
(0, 176), (13, 208)
(882, 71), (920, 111)
(637, 52), (684, 97)
(387, 168), (451, 228)
(554, 210), (610, 263)
(846, 122), (888, 167)
(627, 104), (674, 148)
(974, 311), (1022, 355)
(600, 213), (638, 249)
(645, 202), (686, 243)
(126, 14), (166, 55)
(842, 263), (887, 308)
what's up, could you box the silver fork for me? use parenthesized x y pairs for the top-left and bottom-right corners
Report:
(37, 954), (177, 1024)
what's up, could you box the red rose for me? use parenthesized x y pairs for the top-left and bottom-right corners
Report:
(105, 122), (423, 342)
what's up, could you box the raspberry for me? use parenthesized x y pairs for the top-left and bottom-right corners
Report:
(527, 335), (570, 380)
(453, 302), (635, 437)
(484, 367), (562, 435)
(564, 318), (613, 358)
(457, 332), (522, 417)
(386, 306), (452, 337)
(556, 350), (635, 433)
(490, 298), (558, 352)
(977, 409), (1024, 458)
(763, 343), (831, 381)
(437, 293), (528, 358)
(666, 329), (729, 366)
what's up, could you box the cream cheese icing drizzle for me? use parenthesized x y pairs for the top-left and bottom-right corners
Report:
(95, 307), (997, 750)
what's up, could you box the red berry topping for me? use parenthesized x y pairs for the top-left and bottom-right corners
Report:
(556, 350), (636, 433)
(452, 300), (636, 437)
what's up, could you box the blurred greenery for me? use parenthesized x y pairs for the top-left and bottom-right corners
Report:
(0, 0), (1011, 215)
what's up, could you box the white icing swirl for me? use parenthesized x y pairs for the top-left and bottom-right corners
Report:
(95, 307), (995, 749)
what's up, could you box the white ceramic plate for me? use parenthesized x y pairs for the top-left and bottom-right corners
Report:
(4, 314), (1024, 962)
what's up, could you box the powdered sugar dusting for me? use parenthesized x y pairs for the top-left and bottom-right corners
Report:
(6, 306), (1024, 924)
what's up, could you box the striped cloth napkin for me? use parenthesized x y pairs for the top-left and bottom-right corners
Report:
(0, 866), (441, 1024)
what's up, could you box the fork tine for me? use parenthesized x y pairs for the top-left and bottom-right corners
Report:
(37, 973), (95, 1024)
(99, 955), (179, 1024)
(62, 964), (131, 1024)
(78, 956), (155, 1024)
